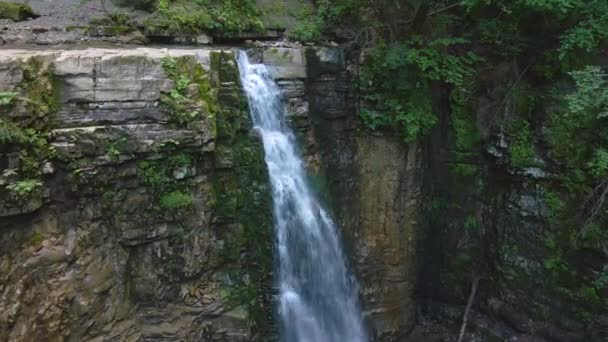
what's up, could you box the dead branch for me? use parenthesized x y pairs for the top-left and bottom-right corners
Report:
(457, 276), (481, 342)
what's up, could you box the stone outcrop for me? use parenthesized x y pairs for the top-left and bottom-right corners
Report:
(0, 48), (273, 342)
(0, 44), (420, 342)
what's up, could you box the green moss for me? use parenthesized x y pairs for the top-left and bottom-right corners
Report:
(160, 56), (218, 130)
(136, 152), (196, 210)
(210, 51), (273, 339)
(508, 119), (536, 168)
(0, 92), (18, 107)
(450, 92), (480, 177)
(159, 190), (193, 209)
(0, 1), (36, 21)
(105, 136), (128, 160)
(137, 159), (169, 189)
(6, 179), (43, 198)
(29, 231), (44, 247)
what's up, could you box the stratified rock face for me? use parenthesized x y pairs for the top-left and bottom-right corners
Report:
(243, 45), (419, 341)
(353, 136), (419, 339)
(0, 44), (419, 342)
(0, 48), (273, 342)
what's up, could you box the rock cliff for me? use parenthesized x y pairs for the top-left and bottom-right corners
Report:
(0, 45), (419, 342)
(0, 48), (274, 342)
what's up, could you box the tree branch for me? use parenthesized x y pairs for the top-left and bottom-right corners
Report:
(457, 276), (481, 342)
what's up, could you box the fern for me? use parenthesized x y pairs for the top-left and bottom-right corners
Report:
(0, 118), (27, 144)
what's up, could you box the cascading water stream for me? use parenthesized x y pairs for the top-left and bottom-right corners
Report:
(237, 51), (367, 342)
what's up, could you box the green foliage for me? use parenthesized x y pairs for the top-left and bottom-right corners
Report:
(151, 0), (214, 34)
(213, 0), (263, 33)
(593, 265), (608, 289)
(450, 87), (480, 176)
(546, 66), (608, 181)
(558, 0), (608, 59)
(389, 37), (482, 86)
(0, 1), (37, 21)
(5, 179), (43, 198)
(316, 0), (364, 25)
(460, 0), (607, 62)
(359, 38), (481, 142)
(288, 6), (322, 42)
(137, 153), (195, 210)
(464, 215), (479, 230)
(565, 66), (608, 118)
(1, 58), (58, 199)
(160, 56), (218, 128)
(208, 52), (273, 336)
(359, 108), (392, 130)
(588, 148), (608, 178)
(285, 0), (367, 42)
(146, 0), (263, 35)
(137, 159), (171, 190)
(543, 190), (565, 219)
(29, 231), (44, 247)
(537, 65), (608, 314)
(330, 0), (608, 326)
(105, 136), (128, 160)
(0, 92), (17, 106)
(477, 18), (526, 57)
(159, 190), (193, 209)
(507, 120), (536, 168)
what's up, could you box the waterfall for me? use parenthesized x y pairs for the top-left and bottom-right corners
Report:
(237, 51), (367, 342)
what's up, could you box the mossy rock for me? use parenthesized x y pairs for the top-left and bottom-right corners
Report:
(0, 2), (38, 21)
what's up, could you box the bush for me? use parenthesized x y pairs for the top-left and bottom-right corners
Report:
(0, 1), (37, 21)
(144, 0), (263, 35)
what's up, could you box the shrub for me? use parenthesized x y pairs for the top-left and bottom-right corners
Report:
(6, 179), (43, 198)
(0, 1), (37, 21)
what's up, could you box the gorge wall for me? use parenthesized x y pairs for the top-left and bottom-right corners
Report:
(3, 0), (607, 341)
(417, 60), (608, 341)
(2, 42), (606, 342)
(0, 46), (419, 341)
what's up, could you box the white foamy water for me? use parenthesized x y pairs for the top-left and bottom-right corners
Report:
(237, 51), (367, 342)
